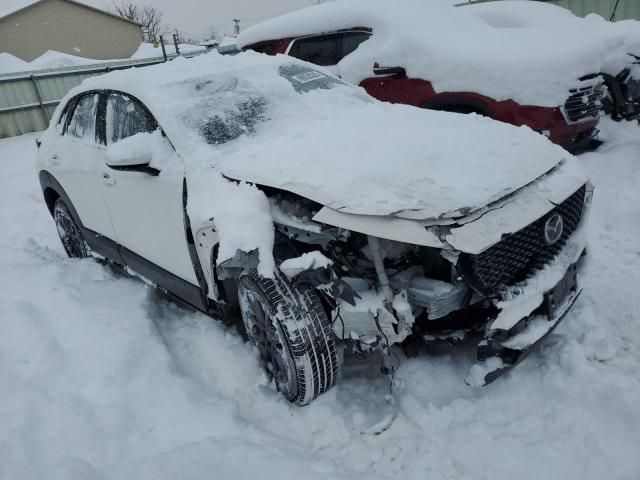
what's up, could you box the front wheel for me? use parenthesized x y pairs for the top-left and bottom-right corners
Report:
(53, 198), (88, 258)
(238, 268), (339, 406)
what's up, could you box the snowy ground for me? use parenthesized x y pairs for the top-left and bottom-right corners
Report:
(1, 119), (639, 479)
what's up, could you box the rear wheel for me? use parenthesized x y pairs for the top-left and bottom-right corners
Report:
(238, 268), (339, 406)
(53, 198), (88, 258)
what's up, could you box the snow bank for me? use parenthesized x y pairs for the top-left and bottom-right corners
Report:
(132, 42), (205, 59)
(238, 0), (610, 107)
(0, 43), (205, 76)
(0, 52), (27, 74)
(3, 111), (640, 480)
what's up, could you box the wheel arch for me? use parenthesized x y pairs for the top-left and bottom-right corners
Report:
(38, 171), (82, 224)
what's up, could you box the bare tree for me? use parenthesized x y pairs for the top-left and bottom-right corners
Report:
(113, 2), (165, 42)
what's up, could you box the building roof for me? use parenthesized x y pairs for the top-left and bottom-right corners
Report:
(0, 0), (142, 26)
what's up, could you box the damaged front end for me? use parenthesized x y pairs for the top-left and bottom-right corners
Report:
(247, 178), (593, 386)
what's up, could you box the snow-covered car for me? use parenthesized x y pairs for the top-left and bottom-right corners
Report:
(36, 52), (591, 405)
(238, 0), (606, 153)
(465, 0), (640, 122)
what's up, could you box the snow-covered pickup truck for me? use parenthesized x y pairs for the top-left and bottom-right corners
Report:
(36, 52), (591, 405)
(238, 0), (605, 153)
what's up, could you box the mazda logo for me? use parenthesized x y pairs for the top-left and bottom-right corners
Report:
(544, 213), (564, 245)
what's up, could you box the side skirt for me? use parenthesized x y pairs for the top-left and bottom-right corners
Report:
(82, 227), (223, 317)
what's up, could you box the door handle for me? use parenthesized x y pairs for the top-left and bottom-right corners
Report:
(102, 172), (116, 186)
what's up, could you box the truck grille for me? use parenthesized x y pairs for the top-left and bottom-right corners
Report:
(563, 86), (601, 123)
(460, 186), (586, 294)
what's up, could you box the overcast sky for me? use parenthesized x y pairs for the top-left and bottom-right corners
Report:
(0, 0), (323, 39)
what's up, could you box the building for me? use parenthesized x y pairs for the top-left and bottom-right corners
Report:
(0, 0), (142, 62)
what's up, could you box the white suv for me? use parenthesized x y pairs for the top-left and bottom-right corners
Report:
(36, 53), (591, 405)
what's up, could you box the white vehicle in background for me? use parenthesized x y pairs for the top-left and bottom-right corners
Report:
(36, 53), (591, 405)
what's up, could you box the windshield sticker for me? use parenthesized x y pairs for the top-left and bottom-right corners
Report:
(291, 71), (326, 84)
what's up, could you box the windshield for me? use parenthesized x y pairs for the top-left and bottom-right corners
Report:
(178, 64), (347, 146)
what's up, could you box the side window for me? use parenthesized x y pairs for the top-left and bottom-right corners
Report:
(106, 93), (157, 144)
(289, 32), (371, 66)
(289, 34), (341, 66)
(251, 41), (278, 55)
(65, 93), (99, 141)
(341, 32), (371, 58)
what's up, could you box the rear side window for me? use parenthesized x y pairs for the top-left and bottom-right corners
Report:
(289, 34), (341, 66)
(66, 93), (99, 141)
(289, 31), (371, 66)
(106, 93), (157, 144)
(342, 32), (371, 57)
(250, 41), (278, 55)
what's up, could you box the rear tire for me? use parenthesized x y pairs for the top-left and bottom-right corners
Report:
(53, 198), (88, 258)
(238, 268), (339, 406)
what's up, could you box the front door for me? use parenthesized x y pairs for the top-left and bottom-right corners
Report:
(97, 91), (198, 287)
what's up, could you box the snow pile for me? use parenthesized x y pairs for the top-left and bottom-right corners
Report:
(0, 52), (28, 74)
(2, 116), (640, 480)
(238, 0), (610, 107)
(280, 252), (333, 278)
(132, 42), (205, 59)
(29, 50), (103, 70)
(0, 43), (205, 76)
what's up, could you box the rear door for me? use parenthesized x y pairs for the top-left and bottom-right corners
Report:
(43, 92), (118, 242)
(97, 92), (199, 287)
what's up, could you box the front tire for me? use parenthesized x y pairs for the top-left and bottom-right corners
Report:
(238, 269), (339, 406)
(53, 198), (88, 258)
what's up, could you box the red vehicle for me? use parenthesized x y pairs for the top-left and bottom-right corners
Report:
(238, 2), (603, 153)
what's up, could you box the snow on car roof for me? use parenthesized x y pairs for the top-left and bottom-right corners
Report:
(238, 0), (611, 107)
(466, 0), (640, 75)
(50, 51), (580, 274)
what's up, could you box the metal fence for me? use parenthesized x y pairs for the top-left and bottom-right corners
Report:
(548, 0), (640, 20)
(0, 51), (206, 139)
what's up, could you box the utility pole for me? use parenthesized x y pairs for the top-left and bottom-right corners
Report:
(233, 18), (240, 36)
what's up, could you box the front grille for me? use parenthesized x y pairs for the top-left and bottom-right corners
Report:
(563, 86), (601, 123)
(460, 186), (586, 294)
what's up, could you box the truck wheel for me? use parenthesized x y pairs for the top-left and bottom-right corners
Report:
(238, 268), (339, 405)
(53, 198), (88, 258)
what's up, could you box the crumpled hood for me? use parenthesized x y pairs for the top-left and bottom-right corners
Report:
(218, 97), (570, 221)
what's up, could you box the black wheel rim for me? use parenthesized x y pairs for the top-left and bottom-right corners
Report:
(240, 289), (296, 398)
(54, 206), (87, 258)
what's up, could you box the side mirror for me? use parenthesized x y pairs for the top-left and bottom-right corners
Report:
(373, 64), (406, 78)
(106, 153), (160, 176)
